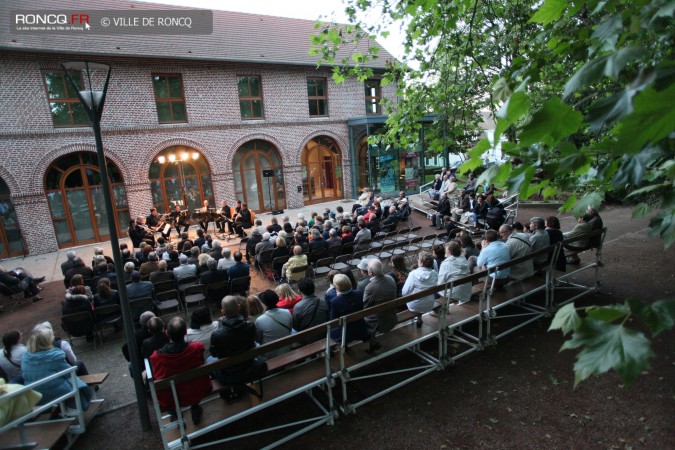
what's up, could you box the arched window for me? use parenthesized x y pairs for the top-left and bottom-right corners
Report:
(233, 140), (286, 212)
(301, 136), (343, 205)
(45, 152), (129, 247)
(0, 177), (24, 258)
(149, 147), (214, 213)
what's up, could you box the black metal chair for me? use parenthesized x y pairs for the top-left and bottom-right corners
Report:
(156, 289), (182, 317)
(129, 297), (156, 324)
(61, 311), (95, 348)
(183, 284), (207, 311)
(230, 276), (251, 296)
(94, 304), (122, 343)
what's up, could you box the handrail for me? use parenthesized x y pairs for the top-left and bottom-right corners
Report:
(151, 230), (605, 391)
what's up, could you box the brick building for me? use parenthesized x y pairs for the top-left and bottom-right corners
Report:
(0, 0), (396, 256)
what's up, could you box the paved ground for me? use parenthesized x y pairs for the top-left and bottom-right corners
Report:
(2, 202), (673, 449)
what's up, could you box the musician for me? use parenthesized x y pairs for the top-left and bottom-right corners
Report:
(217, 200), (233, 233)
(198, 200), (211, 232)
(234, 202), (252, 238)
(146, 207), (170, 240)
(170, 204), (189, 235)
(128, 217), (155, 248)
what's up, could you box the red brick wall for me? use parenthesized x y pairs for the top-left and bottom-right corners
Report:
(0, 51), (391, 255)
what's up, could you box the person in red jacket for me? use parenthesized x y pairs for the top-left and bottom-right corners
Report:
(149, 316), (211, 425)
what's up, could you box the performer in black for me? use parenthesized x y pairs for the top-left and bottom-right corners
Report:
(146, 207), (170, 240)
(218, 200), (233, 233)
(233, 203), (252, 238)
(128, 217), (155, 248)
(198, 200), (211, 232)
(170, 204), (189, 235)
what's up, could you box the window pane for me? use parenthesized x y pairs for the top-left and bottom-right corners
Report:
(45, 73), (67, 99)
(50, 103), (71, 126)
(249, 77), (261, 97)
(243, 169), (260, 211)
(54, 220), (72, 245)
(107, 163), (123, 183)
(66, 190), (94, 241)
(163, 164), (178, 178)
(113, 184), (128, 208)
(156, 102), (172, 123)
(151, 180), (164, 205)
(163, 179), (182, 207)
(316, 80), (325, 96)
(318, 99), (327, 116)
(307, 79), (316, 96)
(117, 210), (131, 235)
(64, 74), (83, 97)
(56, 154), (80, 171)
(182, 163), (197, 177)
(184, 176), (201, 211)
(201, 175), (213, 198)
(309, 100), (318, 117)
(90, 187), (110, 238)
(168, 76), (183, 98)
(237, 77), (249, 97)
(71, 103), (90, 125)
(251, 100), (263, 118)
(64, 170), (84, 188)
(85, 168), (101, 186)
(153, 76), (169, 98)
(149, 162), (161, 179)
(171, 102), (187, 121)
(239, 100), (251, 118)
(47, 192), (66, 219)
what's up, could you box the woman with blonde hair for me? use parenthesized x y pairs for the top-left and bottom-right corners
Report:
(246, 295), (265, 320)
(275, 283), (302, 315)
(21, 324), (91, 410)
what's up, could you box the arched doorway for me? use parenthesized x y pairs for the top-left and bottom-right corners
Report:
(0, 177), (24, 258)
(149, 147), (214, 213)
(45, 152), (130, 248)
(233, 140), (287, 212)
(301, 136), (343, 205)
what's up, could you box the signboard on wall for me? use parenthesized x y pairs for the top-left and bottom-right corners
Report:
(404, 152), (419, 190)
(378, 153), (396, 193)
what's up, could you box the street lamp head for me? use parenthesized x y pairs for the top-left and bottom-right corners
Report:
(60, 61), (111, 123)
(168, 154), (176, 163)
(157, 155), (166, 164)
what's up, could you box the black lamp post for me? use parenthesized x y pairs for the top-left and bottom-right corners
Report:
(61, 61), (151, 431)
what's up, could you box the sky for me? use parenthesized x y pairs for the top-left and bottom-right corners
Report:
(137, 0), (407, 60)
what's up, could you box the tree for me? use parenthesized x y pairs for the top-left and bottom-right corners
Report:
(312, 0), (674, 386)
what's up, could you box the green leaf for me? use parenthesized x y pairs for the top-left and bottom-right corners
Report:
(614, 85), (675, 153)
(650, 0), (675, 24)
(586, 89), (637, 131)
(591, 14), (622, 52)
(519, 98), (583, 146)
(572, 192), (604, 217)
(585, 305), (629, 323)
(529, 0), (567, 26)
(549, 303), (582, 334)
(612, 145), (664, 188)
(627, 183), (667, 198)
(649, 300), (675, 336)
(649, 211), (675, 249)
(561, 319), (655, 387)
(564, 48), (643, 98)
(632, 202), (652, 218)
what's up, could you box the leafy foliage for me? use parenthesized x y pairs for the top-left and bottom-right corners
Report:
(311, 0), (674, 386)
(551, 300), (675, 387)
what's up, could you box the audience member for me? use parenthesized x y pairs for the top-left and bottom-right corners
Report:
(149, 316), (210, 424)
(438, 241), (472, 303)
(200, 258), (229, 285)
(227, 252), (250, 280)
(217, 248), (236, 270)
(476, 229), (511, 287)
(173, 254), (197, 281)
(186, 306), (219, 357)
(545, 216), (566, 271)
(403, 252), (439, 326)
(61, 250), (78, 276)
(255, 290), (292, 359)
(500, 224), (535, 281)
(282, 246), (308, 283)
(528, 217), (551, 267)
(275, 284), (302, 315)
(293, 278), (329, 332)
(209, 296), (267, 402)
(127, 271), (157, 306)
(21, 324), (91, 410)
(363, 259), (397, 353)
(1, 331), (26, 383)
(142, 317), (170, 359)
(329, 274), (369, 344)
(388, 255), (410, 297)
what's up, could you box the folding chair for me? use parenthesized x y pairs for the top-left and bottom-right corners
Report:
(183, 284), (207, 311)
(176, 275), (198, 295)
(256, 249), (274, 276)
(156, 289), (182, 317)
(376, 243), (396, 267)
(230, 276), (251, 296)
(313, 257), (334, 281)
(61, 311), (95, 348)
(348, 250), (369, 271)
(206, 280), (229, 306)
(419, 234), (436, 251)
(94, 304), (122, 344)
(382, 231), (398, 245)
(153, 279), (177, 295)
(406, 226), (422, 240)
(340, 242), (354, 256)
(288, 266), (308, 285)
(394, 228), (410, 242)
(129, 297), (156, 323)
(272, 256), (290, 281)
(331, 254), (351, 271)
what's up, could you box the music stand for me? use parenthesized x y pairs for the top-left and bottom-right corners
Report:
(262, 170), (275, 213)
